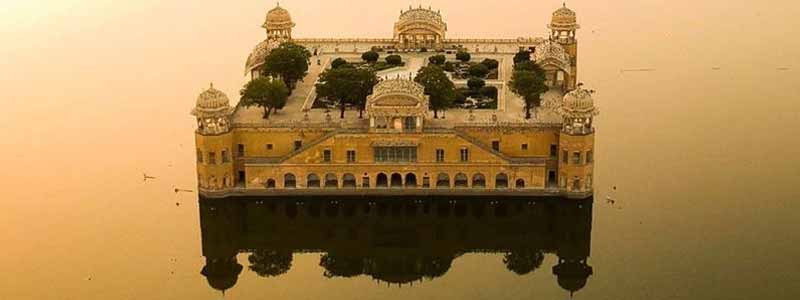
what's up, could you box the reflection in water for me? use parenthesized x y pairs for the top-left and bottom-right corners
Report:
(199, 197), (593, 295)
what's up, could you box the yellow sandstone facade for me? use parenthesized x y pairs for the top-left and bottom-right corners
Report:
(193, 4), (597, 199)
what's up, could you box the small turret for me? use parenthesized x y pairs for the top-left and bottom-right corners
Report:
(557, 84), (596, 196)
(192, 84), (236, 191)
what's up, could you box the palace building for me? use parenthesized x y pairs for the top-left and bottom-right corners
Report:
(193, 4), (597, 199)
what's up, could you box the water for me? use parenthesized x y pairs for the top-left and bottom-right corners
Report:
(2, 0), (799, 299)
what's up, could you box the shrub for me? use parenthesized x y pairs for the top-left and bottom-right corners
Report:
(454, 90), (467, 104)
(385, 54), (403, 66)
(443, 62), (456, 72)
(428, 54), (446, 65)
(456, 51), (471, 62)
(468, 63), (490, 78)
(480, 86), (498, 99)
(419, 47), (428, 53)
(467, 78), (486, 90)
(513, 50), (532, 65)
(361, 51), (379, 63)
(331, 58), (348, 69)
(481, 58), (499, 70)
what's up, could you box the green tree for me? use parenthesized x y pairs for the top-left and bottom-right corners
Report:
(385, 55), (403, 66)
(480, 86), (498, 99)
(467, 77), (486, 91)
(316, 67), (378, 119)
(414, 65), (455, 118)
(428, 54), (446, 65)
(456, 51), (471, 62)
(513, 50), (532, 65)
(262, 42), (311, 91)
(509, 63), (548, 119)
(331, 58), (348, 69)
(361, 50), (379, 63)
(468, 63), (490, 78)
(481, 58), (499, 70)
(240, 77), (289, 119)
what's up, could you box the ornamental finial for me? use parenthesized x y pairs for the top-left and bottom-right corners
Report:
(210, 82), (214, 89)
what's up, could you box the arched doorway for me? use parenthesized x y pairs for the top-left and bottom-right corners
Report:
(324, 173), (338, 188)
(515, 179), (525, 189)
(266, 179), (276, 189)
(376, 173), (388, 188)
(436, 173), (450, 188)
(405, 173), (417, 187)
(472, 173), (486, 188)
(495, 173), (508, 189)
(307, 174), (320, 188)
(284, 173), (296, 189)
(390, 173), (403, 188)
(342, 173), (356, 188)
(454, 173), (468, 188)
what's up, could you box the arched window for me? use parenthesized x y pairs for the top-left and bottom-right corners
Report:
(390, 173), (403, 188)
(436, 173), (450, 188)
(325, 173), (338, 188)
(376, 173), (388, 188)
(515, 179), (525, 189)
(405, 173), (417, 187)
(266, 179), (276, 189)
(342, 173), (356, 188)
(472, 173), (486, 188)
(284, 173), (296, 189)
(307, 173), (320, 188)
(495, 173), (508, 189)
(454, 173), (468, 188)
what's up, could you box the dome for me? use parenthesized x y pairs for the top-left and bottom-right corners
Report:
(398, 6), (445, 25)
(263, 4), (295, 30)
(196, 84), (230, 111)
(549, 4), (579, 30)
(534, 40), (571, 72)
(563, 84), (594, 112)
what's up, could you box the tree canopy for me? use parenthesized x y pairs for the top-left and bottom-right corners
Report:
(385, 55), (403, 66)
(468, 63), (490, 78)
(262, 42), (311, 91)
(331, 57), (348, 69)
(456, 51), (471, 62)
(316, 67), (378, 119)
(361, 50), (379, 63)
(481, 58), (499, 70)
(240, 77), (289, 119)
(428, 54), (446, 65)
(414, 65), (455, 118)
(513, 50), (532, 65)
(508, 61), (548, 119)
(467, 77), (486, 90)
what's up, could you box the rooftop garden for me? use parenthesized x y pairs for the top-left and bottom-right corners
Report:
(428, 51), (500, 80)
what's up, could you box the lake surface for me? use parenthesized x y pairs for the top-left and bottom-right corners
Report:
(2, 0), (799, 299)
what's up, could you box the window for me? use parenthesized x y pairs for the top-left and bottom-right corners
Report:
(221, 150), (230, 163)
(238, 171), (246, 185)
(550, 144), (558, 157)
(294, 140), (302, 151)
(374, 147), (417, 163)
(347, 150), (356, 163)
(491, 141), (500, 151)
(562, 150), (568, 163)
(572, 151), (582, 164)
(267, 144), (273, 150)
(436, 149), (445, 162)
(237, 144), (245, 157)
(375, 117), (388, 129)
(460, 148), (469, 162)
(403, 117), (416, 131)
(197, 149), (203, 163)
(586, 150), (593, 163)
(522, 143), (529, 151)
(323, 149), (332, 162)
(208, 152), (216, 165)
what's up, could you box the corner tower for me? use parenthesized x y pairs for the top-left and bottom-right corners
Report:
(548, 4), (579, 90)
(192, 84), (236, 193)
(558, 85), (597, 197)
